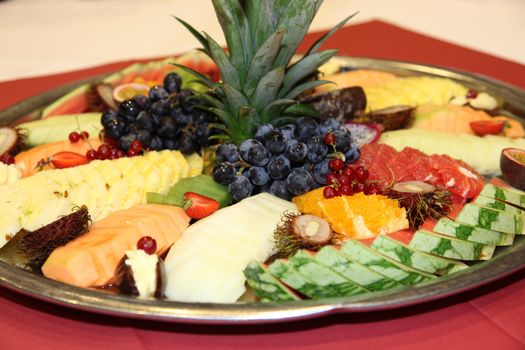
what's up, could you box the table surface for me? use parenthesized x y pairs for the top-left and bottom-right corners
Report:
(1, 2), (525, 350)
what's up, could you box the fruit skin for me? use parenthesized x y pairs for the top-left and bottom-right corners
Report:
(470, 120), (505, 136)
(50, 151), (89, 169)
(500, 148), (525, 190)
(183, 192), (220, 219)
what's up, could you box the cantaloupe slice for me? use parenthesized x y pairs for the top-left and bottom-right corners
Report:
(15, 138), (102, 177)
(42, 204), (190, 288)
(412, 104), (492, 135)
(315, 69), (398, 92)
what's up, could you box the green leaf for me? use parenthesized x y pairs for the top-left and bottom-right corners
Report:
(212, 0), (253, 76)
(306, 12), (358, 55)
(174, 16), (211, 56)
(283, 103), (320, 117)
(197, 92), (224, 109)
(171, 63), (215, 88)
(207, 106), (237, 127)
(243, 28), (286, 94)
(279, 49), (337, 97)
(260, 98), (296, 124)
(222, 84), (249, 116)
(205, 33), (241, 89)
(273, 0), (316, 68)
(251, 67), (285, 111)
(284, 79), (332, 99)
(244, 0), (277, 49)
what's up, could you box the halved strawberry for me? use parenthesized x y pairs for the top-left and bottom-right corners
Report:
(469, 119), (506, 136)
(183, 192), (220, 219)
(50, 151), (89, 169)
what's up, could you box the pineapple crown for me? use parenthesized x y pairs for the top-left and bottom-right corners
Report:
(175, 0), (356, 143)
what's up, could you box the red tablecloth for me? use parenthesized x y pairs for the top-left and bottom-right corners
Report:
(0, 20), (524, 350)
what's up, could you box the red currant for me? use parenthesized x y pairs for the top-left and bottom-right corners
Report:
(326, 172), (339, 186)
(323, 186), (337, 199)
(365, 182), (382, 195)
(342, 167), (354, 181)
(353, 182), (365, 193)
(130, 140), (143, 153)
(80, 131), (89, 140)
(329, 158), (345, 172)
(337, 174), (351, 186)
(355, 166), (369, 183)
(97, 144), (111, 160)
(340, 184), (353, 196)
(109, 148), (123, 159)
(0, 153), (15, 165)
(323, 133), (337, 146)
(68, 131), (80, 143)
(85, 149), (98, 161)
(127, 149), (139, 157)
(103, 136), (119, 149)
(136, 236), (157, 255)
(466, 89), (478, 99)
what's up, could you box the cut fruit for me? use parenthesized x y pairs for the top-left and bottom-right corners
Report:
(500, 148), (525, 190)
(293, 191), (409, 239)
(339, 239), (434, 285)
(342, 122), (381, 147)
(315, 69), (398, 92)
(360, 105), (414, 131)
(50, 151), (89, 169)
(480, 183), (525, 209)
(408, 229), (495, 260)
(243, 261), (300, 302)
(42, 204), (190, 288)
(455, 203), (524, 235)
(112, 82), (150, 103)
(371, 234), (468, 275)
(0, 127), (23, 157)
(470, 120), (505, 136)
(432, 218), (514, 246)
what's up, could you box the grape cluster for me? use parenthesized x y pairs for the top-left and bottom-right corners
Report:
(101, 72), (218, 155)
(212, 117), (360, 202)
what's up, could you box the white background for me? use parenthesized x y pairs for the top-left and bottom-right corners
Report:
(0, 0), (524, 82)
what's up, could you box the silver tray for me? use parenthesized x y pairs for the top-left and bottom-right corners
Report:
(0, 57), (524, 324)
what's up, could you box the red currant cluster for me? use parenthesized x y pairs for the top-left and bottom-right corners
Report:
(323, 163), (381, 199)
(68, 131), (144, 161)
(0, 153), (15, 165)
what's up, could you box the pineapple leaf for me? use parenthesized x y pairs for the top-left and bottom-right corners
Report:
(284, 79), (333, 99)
(221, 84), (249, 116)
(174, 16), (211, 56)
(171, 63), (215, 88)
(237, 106), (258, 137)
(283, 103), (320, 117)
(212, 0), (253, 78)
(306, 12), (358, 55)
(243, 28), (286, 94)
(205, 33), (241, 89)
(251, 67), (285, 111)
(273, 0), (316, 68)
(260, 98), (296, 124)
(244, 0), (276, 49)
(279, 49), (337, 98)
(207, 107), (237, 128)
(198, 92), (225, 109)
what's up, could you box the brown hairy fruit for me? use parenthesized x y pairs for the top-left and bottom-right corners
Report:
(0, 206), (91, 271)
(266, 211), (341, 264)
(385, 181), (452, 229)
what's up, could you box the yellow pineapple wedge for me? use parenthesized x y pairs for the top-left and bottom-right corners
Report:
(293, 190), (408, 239)
(0, 151), (202, 248)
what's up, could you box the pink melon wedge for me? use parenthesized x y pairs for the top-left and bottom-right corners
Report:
(42, 204), (190, 288)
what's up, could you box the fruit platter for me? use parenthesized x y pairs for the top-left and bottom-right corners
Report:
(1, 1), (525, 324)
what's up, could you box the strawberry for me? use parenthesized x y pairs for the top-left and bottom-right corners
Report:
(183, 192), (220, 219)
(469, 120), (506, 136)
(50, 151), (89, 169)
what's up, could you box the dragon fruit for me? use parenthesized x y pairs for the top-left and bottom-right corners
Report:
(342, 122), (381, 147)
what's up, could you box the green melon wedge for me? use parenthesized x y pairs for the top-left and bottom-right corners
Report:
(371, 235), (468, 275)
(314, 246), (402, 291)
(339, 240), (434, 285)
(474, 194), (524, 216)
(456, 203), (524, 235)
(409, 229), (495, 260)
(243, 261), (301, 302)
(433, 218), (514, 246)
(288, 250), (368, 296)
(268, 259), (339, 299)
(480, 184), (525, 209)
